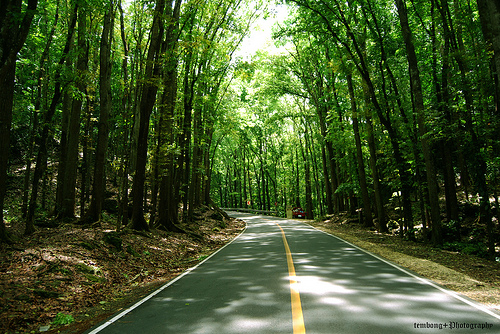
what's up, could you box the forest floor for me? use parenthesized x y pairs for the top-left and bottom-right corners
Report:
(0, 208), (245, 334)
(307, 213), (500, 313)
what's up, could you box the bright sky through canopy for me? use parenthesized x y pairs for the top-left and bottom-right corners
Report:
(235, 4), (290, 60)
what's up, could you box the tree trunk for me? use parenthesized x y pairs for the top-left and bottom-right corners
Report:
(359, 79), (387, 232)
(156, 0), (182, 231)
(447, 0), (495, 258)
(80, 97), (92, 216)
(130, 0), (165, 231)
(22, 109), (36, 218)
(0, 62), (16, 241)
(442, 141), (459, 222)
(55, 90), (73, 214)
(26, 2), (77, 234)
(149, 117), (161, 227)
(395, 0), (442, 244)
(157, 79), (182, 231)
(477, 0), (500, 113)
(239, 146), (245, 208)
(347, 73), (373, 228)
(60, 8), (88, 219)
(84, 1), (114, 223)
(22, 2), (58, 219)
(313, 103), (334, 214)
(179, 13), (197, 219)
(156, 68), (182, 232)
(294, 148), (300, 208)
(187, 103), (202, 220)
(306, 123), (322, 216)
(303, 145), (313, 220)
(247, 157), (253, 208)
(0, 0), (38, 241)
(117, 0), (131, 229)
(429, 3), (459, 224)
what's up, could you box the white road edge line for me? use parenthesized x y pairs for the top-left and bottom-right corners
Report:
(305, 222), (500, 321)
(87, 224), (248, 334)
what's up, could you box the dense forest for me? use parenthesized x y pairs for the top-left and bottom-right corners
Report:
(1, 0), (500, 260)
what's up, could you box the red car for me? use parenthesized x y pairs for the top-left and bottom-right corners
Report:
(292, 207), (307, 218)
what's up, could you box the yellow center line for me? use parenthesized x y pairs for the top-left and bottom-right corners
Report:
(277, 223), (306, 334)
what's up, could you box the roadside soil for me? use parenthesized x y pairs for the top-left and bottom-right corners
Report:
(306, 213), (500, 313)
(0, 208), (245, 334)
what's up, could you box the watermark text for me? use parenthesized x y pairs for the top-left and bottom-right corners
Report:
(413, 321), (494, 330)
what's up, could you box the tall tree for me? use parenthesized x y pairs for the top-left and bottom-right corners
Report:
(130, 0), (165, 231)
(395, 0), (442, 244)
(84, 0), (115, 223)
(476, 0), (500, 113)
(58, 2), (89, 219)
(26, 3), (78, 234)
(0, 0), (38, 241)
(347, 71), (373, 227)
(156, 0), (183, 232)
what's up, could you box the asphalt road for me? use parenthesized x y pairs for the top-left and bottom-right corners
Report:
(85, 212), (500, 333)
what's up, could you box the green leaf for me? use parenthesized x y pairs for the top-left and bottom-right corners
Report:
(51, 313), (74, 325)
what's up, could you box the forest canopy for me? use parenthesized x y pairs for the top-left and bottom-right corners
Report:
(1, 0), (500, 259)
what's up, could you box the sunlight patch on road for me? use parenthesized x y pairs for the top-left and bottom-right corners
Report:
(298, 275), (354, 295)
(320, 297), (346, 306)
